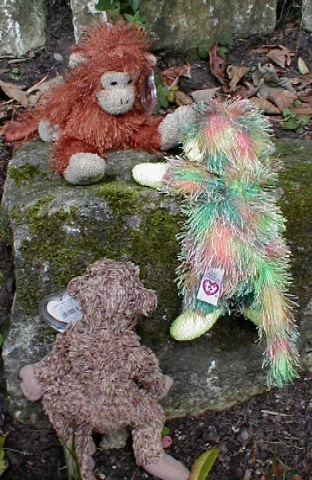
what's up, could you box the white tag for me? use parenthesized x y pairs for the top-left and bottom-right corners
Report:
(197, 268), (225, 306)
(46, 293), (83, 324)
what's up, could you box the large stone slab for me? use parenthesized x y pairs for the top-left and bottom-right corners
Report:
(140, 0), (278, 53)
(0, 0), (47, 56)
(1, 139), (312, 428)
(302, 0), (312, 32)
(69, 0), (278, 52)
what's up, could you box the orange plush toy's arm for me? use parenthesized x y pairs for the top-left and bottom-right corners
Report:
(130, 116), (163, 151)
(2, 110), (40, 144)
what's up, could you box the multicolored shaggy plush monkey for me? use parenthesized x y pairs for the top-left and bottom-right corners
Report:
(133, 99), (299, 387)
(19, 258), (189, 480)
(3, 22), (195, 185)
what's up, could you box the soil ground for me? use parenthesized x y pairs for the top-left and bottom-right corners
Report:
(0, 1), (311, 479)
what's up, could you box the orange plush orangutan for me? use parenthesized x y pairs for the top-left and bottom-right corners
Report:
(3, 21), (196, 185)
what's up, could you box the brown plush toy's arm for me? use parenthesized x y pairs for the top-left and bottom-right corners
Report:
(131, 345), (173, 400)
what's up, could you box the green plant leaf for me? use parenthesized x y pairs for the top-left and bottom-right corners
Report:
(123, 13), (135, 21)
(189, 448), (220, 480)
(162, 426), (171, 437)
(0, 334), (3, 348)
(95, 0), (116, 11)
(298, 115), (310, 126)
(293, 99), (302, 108)
(0, 435), (7, 477)
(129, 0), (140, 11)
(281, 118), (299, 130)
(218, 46), (228, 58)
(218, 32), (233, 46)
(282, 108), (296, 119)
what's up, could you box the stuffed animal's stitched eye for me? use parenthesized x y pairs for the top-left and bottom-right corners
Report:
(110, 81), (118, 86)
(127, 79), (133, 85)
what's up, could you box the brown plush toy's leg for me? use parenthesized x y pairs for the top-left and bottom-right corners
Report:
(45, 409), (96, 480)
(71, 426), (96, 480)
(132, 399), (189, 480)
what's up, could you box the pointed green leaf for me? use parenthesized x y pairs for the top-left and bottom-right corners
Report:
(190, 448), (220, 480)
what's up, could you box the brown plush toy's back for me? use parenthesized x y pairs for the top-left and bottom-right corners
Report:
(20, 259), (189, 480)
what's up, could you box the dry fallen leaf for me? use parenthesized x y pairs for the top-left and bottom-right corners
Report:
(191, 87), (220, 104)
(173, 90), (193, 105)
(290, 73), (312, 90)
(227, 64), (250, 91)
(267, 88), (297, 111)
(0, 80), (28, 107)
(292, 103), (312, 115)
(266, 45), (293, 68)
(249, 96), (281, 114)
(298, 57), (309, 75)
(209, 43), (228, 88)
(161, 65), (192, 88)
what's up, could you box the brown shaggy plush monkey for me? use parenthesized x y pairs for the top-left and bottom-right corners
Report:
(19, 258), (189, 480)
(3, 22), (196, 185)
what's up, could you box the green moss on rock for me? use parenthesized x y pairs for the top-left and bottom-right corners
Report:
(9, 164), (47, 187)
(10, 181), (182, 324)
(276, 139), (312, 307)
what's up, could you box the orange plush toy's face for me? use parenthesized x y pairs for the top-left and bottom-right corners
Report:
(96, 70), (140, 115)
(67, 21), (157, 116)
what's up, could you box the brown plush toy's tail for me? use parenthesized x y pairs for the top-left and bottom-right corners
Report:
(2, 110), (39, 144)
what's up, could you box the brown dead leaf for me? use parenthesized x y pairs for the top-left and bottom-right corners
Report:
(290, 73), (312, 90)
(266, 45), (293, 68)
(227, 65), (250, 91)
(244, 79), (265, 97)
(249, 96), (281, 114)
(174, 90), (193, 105)
(251, 47), (271, 54)
(0, 80), (28, 107)
(292, 103), (312, 115)
(161, 65), (191, 88)
(191, 87), (220, 104)
(296, 90), (312, 103)
(267, 88), (297, 111)
(209, 43), (228, 87)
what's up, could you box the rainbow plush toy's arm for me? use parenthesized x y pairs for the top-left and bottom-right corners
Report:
(132, 104), (199, 188)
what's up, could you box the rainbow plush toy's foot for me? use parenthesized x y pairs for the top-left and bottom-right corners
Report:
(242, 307), (261, 327)
(132, 162), (168, 188)
(170, 308), (222, 341)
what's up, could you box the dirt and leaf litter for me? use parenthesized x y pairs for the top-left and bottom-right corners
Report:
(1, 31), (312, 137)
(156, 41), (312, 136)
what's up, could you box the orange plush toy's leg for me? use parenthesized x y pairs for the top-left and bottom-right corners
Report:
(51, 137), (106, 185)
